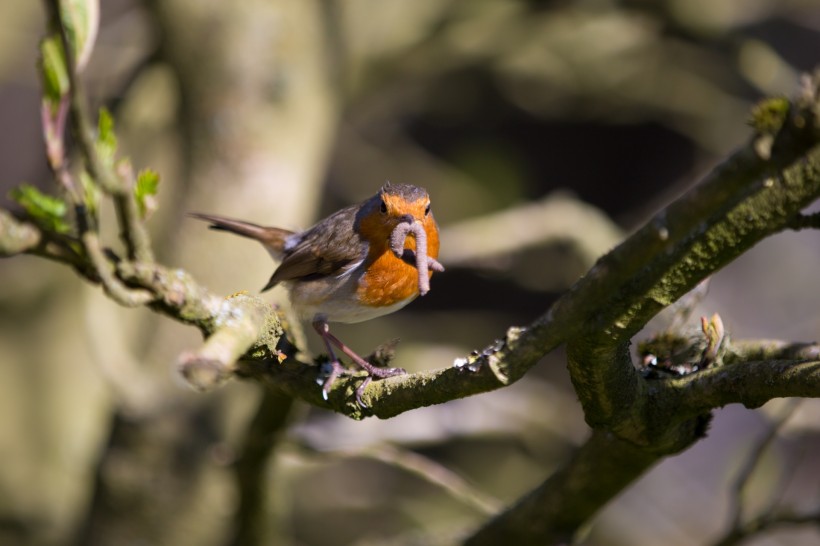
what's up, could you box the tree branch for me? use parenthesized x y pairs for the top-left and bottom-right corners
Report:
(724, 400), (801, 532)
(464, 78), (820, 543)
(441, 191), (623, 269)
(659, 358), (820, 415)
(295, 442), (502, 516)
(177, 293), (276, 391)
(465, 429), (661, 546)
(712, 510), (820, 546)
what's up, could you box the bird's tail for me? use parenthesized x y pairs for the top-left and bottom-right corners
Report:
(189, 212), (294, 256)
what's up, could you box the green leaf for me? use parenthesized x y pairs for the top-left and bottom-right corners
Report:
(39, 35), (70, 107)
(96, 107), (117, 167)
(60, 0), (100, 73)
(135, 169), (160, 218)
(38, 0), (100, 109)
(135, 169), (159, 198)
(9, 184), (71, 234)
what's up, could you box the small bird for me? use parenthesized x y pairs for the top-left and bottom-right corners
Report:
(191, 183), (443, 403)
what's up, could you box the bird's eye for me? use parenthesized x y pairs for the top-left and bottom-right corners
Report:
(424, 203), (431, 216)
(380, 200), (388, 214)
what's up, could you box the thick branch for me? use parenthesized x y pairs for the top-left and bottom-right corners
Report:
(464, 344), (820, 545)
(566, 124), (820, 436)
(465, 81), (820, 543)
(465, 430), (661, 546)
(177, 294), (275, 390)
(724, 339), (820, 363)
(114, 263), (285, 389)
(659, 359), (820, 415)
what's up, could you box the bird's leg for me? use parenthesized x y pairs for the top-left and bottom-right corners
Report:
(313, 320), (406, 405)
(316, 331), (346, 402)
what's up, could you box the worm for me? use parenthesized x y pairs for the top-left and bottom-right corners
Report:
(390, 221), (444, 296)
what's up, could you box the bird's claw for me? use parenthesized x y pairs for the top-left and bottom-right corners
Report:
(318, 362), (406, 407)
(354, 367), (406, 408)
(354, 376), (372, 408)
(318, 359), (345, 401)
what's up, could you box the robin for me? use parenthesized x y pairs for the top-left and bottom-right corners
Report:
(191, 183), (443, 403)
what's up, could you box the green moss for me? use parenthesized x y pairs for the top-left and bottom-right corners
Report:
(748, 97), (790, 136)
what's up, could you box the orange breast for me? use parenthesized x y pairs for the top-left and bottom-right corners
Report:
(358, 216), (440, 308)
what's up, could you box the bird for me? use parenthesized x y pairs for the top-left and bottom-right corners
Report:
(191, 182), (443, 404)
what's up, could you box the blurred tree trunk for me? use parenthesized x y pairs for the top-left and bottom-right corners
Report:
(75, 1), (339, 544)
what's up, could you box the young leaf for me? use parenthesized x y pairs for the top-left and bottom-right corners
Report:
(39, 36), (70, 107)
(59, 0), (100, 73)
(9, 184), (71, 234)
(135, 169), (160, 218)
(96, 107), (117, 167)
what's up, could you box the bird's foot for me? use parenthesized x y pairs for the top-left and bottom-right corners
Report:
(353, 366), (406, 408)
(317, 358), (406, 407)
(317, 359), (346, 401)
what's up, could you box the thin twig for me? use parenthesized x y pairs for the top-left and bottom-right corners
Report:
(48, 0), (155, 264)
(726, 400), (802, 530)
(297, 442), (502, 516)
(113, 160), (154, 263)
(81, 232), (153, 306)
(713, 509), (820, 546)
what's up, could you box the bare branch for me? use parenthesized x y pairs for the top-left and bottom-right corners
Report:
(465, 430), (659, 546)
(442, 191), (623, 268)
(713, 508), (820, 546)
(725, 400), (801, 530)
(81, 231), (154, 307)
(296, 442), (502, 516)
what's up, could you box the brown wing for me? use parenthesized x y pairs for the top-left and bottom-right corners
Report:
(262, 204), (366, 291)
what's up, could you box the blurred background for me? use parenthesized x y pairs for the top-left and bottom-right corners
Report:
(1, 1), (820, 545)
